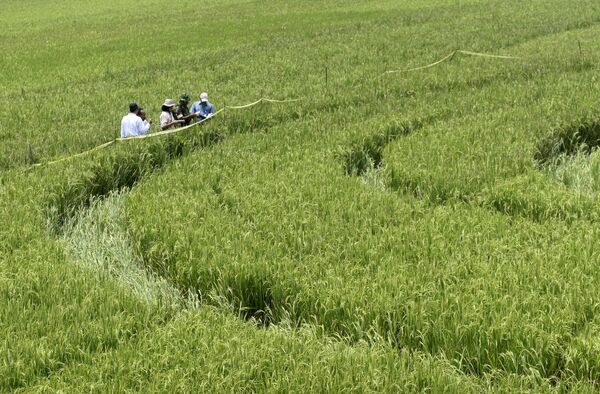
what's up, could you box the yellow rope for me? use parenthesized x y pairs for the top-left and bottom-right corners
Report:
(225, 99), (264, 110)
(29, 98), (299, 168)
(225, 97), (300, 109)
(261, 98), (301, 104)
(380, 51), (457, 76)
(30, 139), (116, 168)
(457, 50), (521, 60)
(381, 49), (520, 76)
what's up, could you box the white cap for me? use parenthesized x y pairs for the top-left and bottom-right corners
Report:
(163, 98), (176, 107)
(200, 92), (208, 102)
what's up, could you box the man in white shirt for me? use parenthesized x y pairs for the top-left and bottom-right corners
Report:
(121, 102), (152, 138)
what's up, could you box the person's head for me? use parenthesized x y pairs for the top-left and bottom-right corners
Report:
(200, 92), (209, 103)
(162, 98), (176, 112)
(179, 93), (190, 106)
(138, 108), (146, 120)
(129, 102), (140, 114)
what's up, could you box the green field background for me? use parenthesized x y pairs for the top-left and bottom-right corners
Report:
(3, 0), (600, 392)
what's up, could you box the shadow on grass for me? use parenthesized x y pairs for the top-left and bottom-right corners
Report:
(535, 115), (600, 167)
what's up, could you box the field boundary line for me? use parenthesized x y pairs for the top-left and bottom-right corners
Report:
(380, 49), (520, 76)
(29, 97), (299, 169)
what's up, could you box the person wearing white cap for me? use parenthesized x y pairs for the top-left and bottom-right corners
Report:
(190, 92), (216, 121)
(160, 98), (184, 130)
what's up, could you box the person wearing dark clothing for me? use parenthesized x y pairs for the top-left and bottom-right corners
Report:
(173, 93), (195, 126)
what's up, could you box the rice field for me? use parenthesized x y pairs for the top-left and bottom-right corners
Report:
(4, 0), (600, 391)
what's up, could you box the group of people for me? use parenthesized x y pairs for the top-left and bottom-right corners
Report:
(121, 92), (216, 138)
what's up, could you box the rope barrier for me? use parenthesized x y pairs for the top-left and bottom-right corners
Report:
(380, 49), (520, 76)
(27, 50), (517, 169)
(261, 98), (302, 104)
(29, 97), (299, 169)
(31, 140), (117, 168)
(225, 99), (264, 110)
(456, 50), (521, 60)
(225, 97), (301, 110)
(381, 51), (457, 76)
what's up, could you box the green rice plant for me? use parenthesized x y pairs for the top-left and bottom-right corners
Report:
(6, 0), (600, 391)
(122, 118), (600, 382)
(0, 171), (170, 391)
(25, 307), (582, 393)
(43, 111), (276, 233)
(478, 171), (598, 222)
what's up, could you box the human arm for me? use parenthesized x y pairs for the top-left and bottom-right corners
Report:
(183, 112), (197, 121)
(177, 111), (197, 122)
(161, 120), (183, 130)
(189, 103), (201, 119)
(120, 117), (127, 138)
(160, 112), (183, 130)
(136, 117), (151, 135)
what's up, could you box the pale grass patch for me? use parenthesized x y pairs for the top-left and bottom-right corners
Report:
(545, 149), (600, 195)
(61, 191), (196, 311)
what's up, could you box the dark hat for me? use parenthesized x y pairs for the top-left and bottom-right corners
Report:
(129, 102), (139, 112)
(179, 93), (190, 102)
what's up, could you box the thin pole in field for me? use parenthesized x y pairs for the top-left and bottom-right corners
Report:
(27, 143), (34, 165)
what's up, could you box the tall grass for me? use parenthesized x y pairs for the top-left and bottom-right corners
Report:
(5, 0), (600, 391)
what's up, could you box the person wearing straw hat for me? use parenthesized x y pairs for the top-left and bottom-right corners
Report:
(160, 98), (184, 130)
(121, 102), (152, 138)
(190, 92), (216, 121)
(174, 93), (196, 126)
